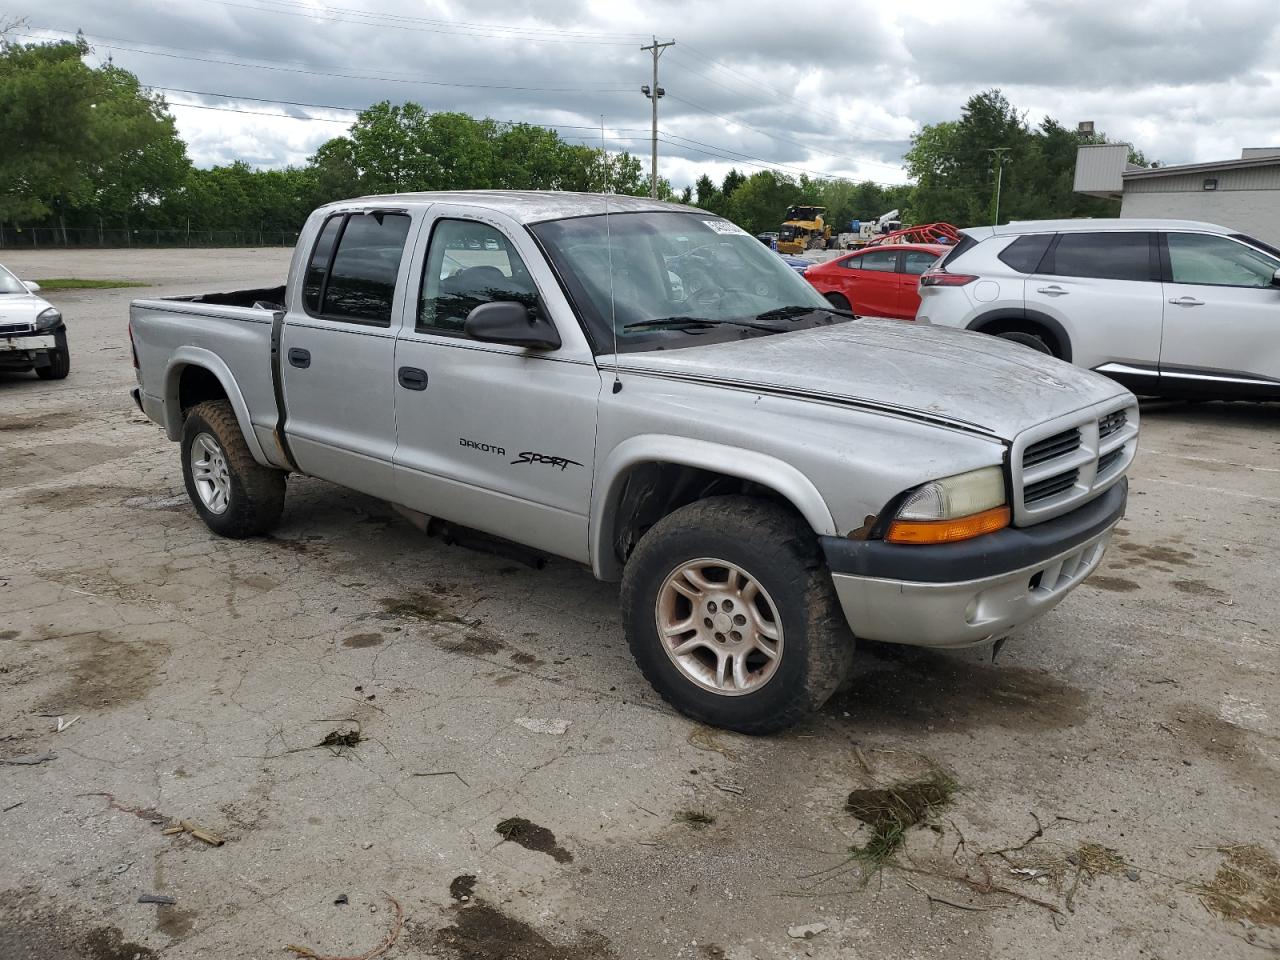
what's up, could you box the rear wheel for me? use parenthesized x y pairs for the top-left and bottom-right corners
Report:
(181, 400), (286, 538)
(824, 292), (852, 312)
(997, 330), (1054, 356)
(621, 496), (853, 734)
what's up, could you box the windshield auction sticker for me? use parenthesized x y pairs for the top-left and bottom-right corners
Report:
(702, 219), (749, 236)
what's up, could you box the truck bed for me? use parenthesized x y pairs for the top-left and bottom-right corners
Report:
(130, 287), (287, 469)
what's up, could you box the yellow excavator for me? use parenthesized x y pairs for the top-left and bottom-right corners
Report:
(776, 205), (831, 254)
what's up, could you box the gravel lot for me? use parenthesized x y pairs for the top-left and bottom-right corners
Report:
(1, 247), (1277, 960)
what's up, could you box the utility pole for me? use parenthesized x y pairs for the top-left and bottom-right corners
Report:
(641, 36), (675, 199)
(987, 147), (1010, 225)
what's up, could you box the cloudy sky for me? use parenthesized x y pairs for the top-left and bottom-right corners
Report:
(12, 0), (1280, 190)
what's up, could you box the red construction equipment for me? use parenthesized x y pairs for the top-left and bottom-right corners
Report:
(865, 222), (962, 247)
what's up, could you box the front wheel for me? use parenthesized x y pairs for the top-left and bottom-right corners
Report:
(181, 400), (286, 538)
(36, 335), (70, 380)
(621, 496), (853, 734)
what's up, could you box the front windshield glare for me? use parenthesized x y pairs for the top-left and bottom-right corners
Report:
(531, 211), (834, 353)
(0, 266), (26, 294)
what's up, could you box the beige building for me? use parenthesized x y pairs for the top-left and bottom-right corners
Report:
(1074, 143), (1280, 247)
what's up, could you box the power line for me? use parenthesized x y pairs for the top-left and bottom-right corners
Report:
(22, 29), (635, 93)
(211, 0), (649, 40)
(194, 0), (642, 45)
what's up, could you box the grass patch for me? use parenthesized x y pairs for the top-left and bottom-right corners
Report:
(845, 771), (959, 870)
(33, 278), (149, 290)
(674, 809), (716, 829)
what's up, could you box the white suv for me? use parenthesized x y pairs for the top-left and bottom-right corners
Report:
(916, 219), (1280, 400)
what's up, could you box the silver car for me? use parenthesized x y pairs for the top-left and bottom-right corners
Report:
(917, 218), (1280, 400)
(0, 266), (70, 380)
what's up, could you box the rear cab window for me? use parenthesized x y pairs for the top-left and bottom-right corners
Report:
(301, 211), (412, 326)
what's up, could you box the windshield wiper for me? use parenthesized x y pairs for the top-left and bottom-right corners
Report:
(623, 315), (792, 334)
(622, 316), (718, 332)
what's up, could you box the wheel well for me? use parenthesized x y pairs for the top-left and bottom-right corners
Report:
(607, 462), (804, 575)
(969, 312), (1071, 362)
(177, 365), (229, 414)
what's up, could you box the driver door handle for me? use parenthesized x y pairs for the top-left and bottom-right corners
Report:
(1036, 285), (1068, 296)
(1168, 296), (1204, 306)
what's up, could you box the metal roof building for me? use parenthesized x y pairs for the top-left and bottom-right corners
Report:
(1074, 143), (1280, 246)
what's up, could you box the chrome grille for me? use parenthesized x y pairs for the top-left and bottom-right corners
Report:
(1023, 428), (1081, 467)
(0, 322), (32, 336)
(1011, 399), (1139, 525)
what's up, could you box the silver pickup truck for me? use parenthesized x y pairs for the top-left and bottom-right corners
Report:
(130, 191), (1138, 733)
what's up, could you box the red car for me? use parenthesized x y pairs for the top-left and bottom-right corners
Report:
(803, 243), (947, 320)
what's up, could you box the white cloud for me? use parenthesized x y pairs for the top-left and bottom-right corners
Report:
(18, 0), (1280, 186)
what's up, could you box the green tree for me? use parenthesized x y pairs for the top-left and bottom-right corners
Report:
(0, 36), (190, 232)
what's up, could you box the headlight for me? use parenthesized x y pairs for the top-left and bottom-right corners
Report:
(885, 466), (1009, 544)
(35, 307), (62, 331)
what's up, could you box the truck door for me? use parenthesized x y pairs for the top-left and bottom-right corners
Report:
(391, 208), (601, 563)
(280, 210), (415, 502)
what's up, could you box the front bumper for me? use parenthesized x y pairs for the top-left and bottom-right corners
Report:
(821, 479), (1126, 648)
(0, 333), (56, 353)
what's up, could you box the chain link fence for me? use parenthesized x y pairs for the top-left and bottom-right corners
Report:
(0, 225), (301, 249)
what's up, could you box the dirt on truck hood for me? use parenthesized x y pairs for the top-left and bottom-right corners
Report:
(611, 318), (1129, 441)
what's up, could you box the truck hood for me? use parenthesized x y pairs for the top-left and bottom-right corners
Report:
(611, 318), (1129, 441)
(0, 292), (54, 330)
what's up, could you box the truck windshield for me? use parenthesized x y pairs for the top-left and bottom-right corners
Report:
(530, 211), (840, 354)
(0, 265), (26, 294)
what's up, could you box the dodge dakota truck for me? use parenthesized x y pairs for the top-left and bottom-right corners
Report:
(130, 192), (1138, 733)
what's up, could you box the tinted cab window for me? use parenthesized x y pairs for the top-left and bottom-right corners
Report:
(303, 212), (412, 325)
(1044, 232), (1155, 282)
(997, 234), (1052, 273)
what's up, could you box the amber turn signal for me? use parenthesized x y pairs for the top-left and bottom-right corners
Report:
(885, 505), (1011, 545)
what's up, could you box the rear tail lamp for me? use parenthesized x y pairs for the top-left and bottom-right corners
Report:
(919, 271), (977, 287)
(129, 322), (139, 369)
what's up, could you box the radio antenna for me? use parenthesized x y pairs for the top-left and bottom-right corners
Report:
(601, 115), (621, 394)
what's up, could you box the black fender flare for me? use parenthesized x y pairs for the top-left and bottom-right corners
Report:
(966, 308), (1072, 362)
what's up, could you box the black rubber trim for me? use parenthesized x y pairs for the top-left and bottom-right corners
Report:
(821, 478), (1126, 583)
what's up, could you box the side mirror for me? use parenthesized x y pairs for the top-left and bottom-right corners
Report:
(464, 301), (561, 351)
(1272, 267), (1280, 288)
(22, 280), (40, 293)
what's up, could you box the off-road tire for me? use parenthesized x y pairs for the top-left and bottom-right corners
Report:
(181, 400), (286, 538)
(621, 496), (854, 734)
(997, 330), (1053, 356)
(824, 292), (852, 312)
